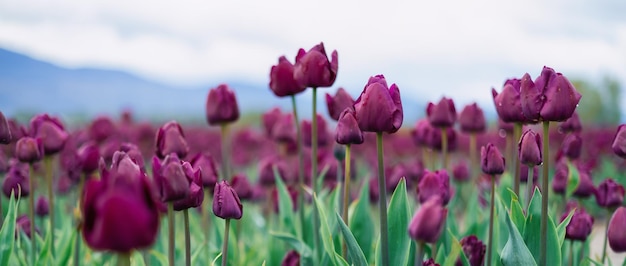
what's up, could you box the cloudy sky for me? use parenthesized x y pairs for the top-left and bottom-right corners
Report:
(1, 0), (625, 116)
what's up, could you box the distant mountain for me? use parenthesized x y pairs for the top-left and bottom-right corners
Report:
(0, 48), (427, 124)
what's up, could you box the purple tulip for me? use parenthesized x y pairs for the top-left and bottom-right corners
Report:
(152, 154), (190, 202)
(29, 114), (69, 155)
(423, 259), (440, 266)
(336, 108), (364, 145)
(354, 75), (403, 133)
(281, 250), (300, 266)
(0, 149), (8, 174)
(457, 235), (486, 266)
(206, 84), (240, 125)
(111, 151), (143, 179)
(0, 111), (11, 144)
(520, 66), (582, 122)
(492, 78), (526, 123)
(89, 116), (117, 143)
(82, 155), (160, 252)
(2, 160), (30, 198)
(561, 207), (594, 241)
(262, 107), (283, 137)
(302, 114), (330, 147)
(426, 97), (457, 128)
(190, 153), (219, 189)
(35, 196), (49, 217)
(608, 207), (626, 252)
(78, 141), (101, 174)
(173, 162), (204, 211)
(417, 170), (451, 206)
(258, 156), (291, 186)
(269, 56), (307, 97)
(118, 143), (145, 171)
(595, 178), (625, 209)
(155, 121), (189, 159)
(552, 163), (568, 194)
(518, 129), (542, 166)
(326, 87), (355, 121)
(612, 124), (626, 159)
(411, 119), (433, 147)
(573, 166), (595, 198)
(459, 103), (486, 133)
(212, 180), (243, 220)
(272, 113), (296, 143)
(15, 137), (44, 163)
(560, 133), (582, 160)
(452, 161), (470, 182)
(558, 111), (582, 133)
(481, 143), (505, 175)
(293, 42), (338, 88)
(408, 196), (447, 243)
(16, 215), (40, 239)
(231, 174), (253, 200)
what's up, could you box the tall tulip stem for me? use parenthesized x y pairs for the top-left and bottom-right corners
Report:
(341, 144), (352, 257)
(602, 209), (611, 263)
(44, 156), (55, 257)
(441, 128), (448, 170)
(487, 174), (495, 266)
(376, 132), (389, 266)
(222, 219), (231, 266)
(513, 123), (522, 196)
(74, 175), (86, 266)
(290, 95), (305, 238)
(540, 121), (550, 266)
(168, 203), (175, 266)
(28, 164), (36, 265)
(220, 124), (231, 181)
(415, 241), (425, 266)
(117, 252), (131, 266)
(184, 209), (191, 266)
(311, 87), (322, 263)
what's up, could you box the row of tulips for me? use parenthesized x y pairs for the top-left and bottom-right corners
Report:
(1, 41), (626, 266)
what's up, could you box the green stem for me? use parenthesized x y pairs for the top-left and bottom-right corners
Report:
(441, 127), (448, 170)
(540, 121), (550, 266)
(311, 87), (322, 264)
(45, 156), (55, 257)
(222, 219), (231, 266)
(220, 124), (231, 181)
(204, 190), (211, 259)
(74, 175), (85, 266)
(341, 144), (352, 258)
(28, 164), (36, 265)
(184, 209), (191, 266)
(168, 203), (175, 266)
(291, 95), (305, 239)
(506, 133), (513, 175)
(117, 252), (131, 266)
(469, 133), (477, 179)
(376, 132), (389, 266)
(569, 240), (574, 266)
(513, 123), (522, 197)
(487, 174), (495, 266)
(526, 166), (534, 212)
(415, 241), (425, 266)
(602, 210), (611, 264)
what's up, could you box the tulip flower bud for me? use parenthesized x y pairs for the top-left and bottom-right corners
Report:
(302, 114), (330, 147)
(518, 129), (542, 166)
(272, 113), (296, 143)
(520, 66), (582, 123)
(417, 170), (451, 205)
(354, 75), (403, 133)
(15, 137), (44, 163)
(16, 215), (39, 239)
(231, 174), (253, 200)
(608, 207), (626, 252)
(281, 250), (300, 266)
(552, 163), (568, 194)
(336, 108), (364, 145)
(457, 235), (486, 266)
(269, 56), (307, 97)
(152, 154), (190, 202)
(89, 116), (117, 143)
(408, 196), (447, 243)
(293, 42), (338, 88)
(206, 84), (240, 125)
(29, 114), (68, 155)
(422, 259), (439, 266)
(2, 160), (30, 198)
(492, 78), (526, 123)
(190, 153), (219, 189)
(573, 166), (595, 198)
(213, 181), (243, 220)
(481, 143), (505, 175)
(561, 207), (594, 241)
(118, 143), (145, 170)
(595, 178), (625, 209)
(0, 111), (11, 144)
(326, 88), (355, 121)
(173, 162), (204, 211)
(77, 141), (100, 174)
(35, 196), (49, 217)
(427, 97), (457, 128)
(452, 161), (470, 182)
(411, 119), (433, 146)
(558, 111), (582, 133)
(561, 133), (582, 160)
(262, 107), (283, 137)
(458, 103), (486, 133)
(612, 124), (626, 159)
(155, 121), (189, 159)
(258, 157), (290, 187)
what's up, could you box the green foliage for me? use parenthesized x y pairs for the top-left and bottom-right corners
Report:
(0, 192), (19, 265)
(571, 76), (622, 125)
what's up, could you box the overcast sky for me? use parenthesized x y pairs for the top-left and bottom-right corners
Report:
(1, 0), (625, 115)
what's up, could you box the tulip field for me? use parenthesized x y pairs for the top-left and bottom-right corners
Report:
(2, 42), (626, 266)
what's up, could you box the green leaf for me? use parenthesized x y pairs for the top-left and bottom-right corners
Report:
(522, 187), (561, 266)
(274, 166), (296, 236)
(442, 229), (465, 266)
(270, 231), (313, 258)
(0, 192), (19, 266)
(385, 178), (411, 266)
(349, 181), (374, 262)
(565, 161), (580, 197)
(36, 223), (53, 266)
(210, 252), (222, 266)
(557, 209), (575, 247)
(335, 213), (368, 266)
(510, 196), (526, 235)
(501, 207), (537, 266)
(149, 250), (168, 266)
(190, 242), (205, 265)
(314, 195), (338, 266)
(131, 251), (146, 266)
(56, 228), (76, 266)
